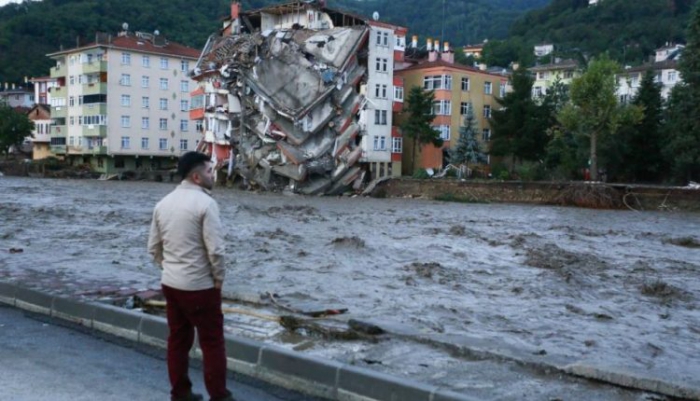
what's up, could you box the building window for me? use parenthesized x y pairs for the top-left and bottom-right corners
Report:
(159, 118), (167, 130)
(483, 105), (491, 118)
(69, 76), (75, 85)
(121, 94), (131, 107)
(394, 86), (404, 102)
(142, 76), (149, 88)
(484, 82), (492, 95)
(69, 96), (75, 107)
(533, 86), (543, 97)
(180, 120), (188, 131)
(373, 136), (387, 151)
(180, 139), (188, 150)
(141, 137), (149, 149)
(180, 100), (189, 111)
(461, 77), (470, 91)
(424, 75), (441, 90)
(195, 120), (203, 132)
(668, 71), (677, 82)
(121, 136), (130, 149)
(180, 80), (189, 93)
(375, 84), (388, 99)
(142, 117), (149, 129)
(160, 57), (168, 70)
(121, 115), (131, 128)
(142, 55), (150, 68)
(392, 137), (403, 153)
(121, 52), (131, 65)
(482, 128), (491, 142)
(120, 74), (131, 86)
(500, 84), (506, 98)
(375, 58), (388, 72)
(142, 96), (150, 109)
(433, 100), (451, 115)
(159, 98), (168, 110)
(181, 60), (189, 73)
(383, 32), (389, 46)
(434, 125), (450, 141)
(376, 31), (382, 45)
(460, 102), (471, 115)
(564, 70), (574, 79)
(374, 109), (388, 125)
(159, 138), (168, 150)
(160, 78), (168, 90)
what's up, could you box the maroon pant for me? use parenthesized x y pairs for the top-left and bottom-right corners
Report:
(162, 285), (230, 400)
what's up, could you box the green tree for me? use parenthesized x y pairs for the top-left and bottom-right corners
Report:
(490, 68), (548, 164)
(664, 0), (700, 183)
(0, 104), (34, 157)
(448, 103), (486, 166)
(557, 54), (642, 181)
(400, 86), (443, 173)
(618, 69), (666, 182)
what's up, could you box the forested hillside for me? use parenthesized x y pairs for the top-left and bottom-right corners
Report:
(0, 0), (549, 84)
(499, 0), (697, 65)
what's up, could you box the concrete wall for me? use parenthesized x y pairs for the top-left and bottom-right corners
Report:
(373, 178), (700, 211)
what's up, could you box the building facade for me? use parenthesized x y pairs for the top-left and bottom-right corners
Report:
(0, 87), (34, 108)
(27, 104), (52, 160)
(29, 76), (57, 105)
(617, 44), (684, 102)
(47, 30), (200, 173)
(396, 44), (507, 174)
(529, 59), (580, 98)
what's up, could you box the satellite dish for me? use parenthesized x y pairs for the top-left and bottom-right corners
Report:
(122, 22), (129, 31)
(154, 30), (160, 36)
(372, 11), (379, 21)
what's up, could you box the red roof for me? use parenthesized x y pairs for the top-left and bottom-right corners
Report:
(396, 59), (509, 79)
(48, 33), (200, 59)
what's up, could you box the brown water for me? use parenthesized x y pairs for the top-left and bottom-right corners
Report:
(1, 177), (698, 400)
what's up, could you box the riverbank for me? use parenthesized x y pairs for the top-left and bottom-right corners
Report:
(371, 178), (700, 212)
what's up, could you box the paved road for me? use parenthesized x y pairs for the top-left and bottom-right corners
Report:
(0, 305), (321, 401)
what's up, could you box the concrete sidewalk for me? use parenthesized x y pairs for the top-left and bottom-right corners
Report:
(0, 304), (320, 401)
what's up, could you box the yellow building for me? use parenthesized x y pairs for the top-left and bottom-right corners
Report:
(529, 59), (580, 98)
(396, 55), (508, 174)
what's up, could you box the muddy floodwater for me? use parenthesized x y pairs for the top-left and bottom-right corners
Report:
(1, 177), (699, 400)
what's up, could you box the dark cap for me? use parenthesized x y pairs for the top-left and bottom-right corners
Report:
(177, 151), (211, 178)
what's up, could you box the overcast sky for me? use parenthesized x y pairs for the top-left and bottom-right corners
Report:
(0, 0), (27, 6)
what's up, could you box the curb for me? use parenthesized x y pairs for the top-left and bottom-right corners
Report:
(353, 318), (700, 401)
(0, 282), (477, 401)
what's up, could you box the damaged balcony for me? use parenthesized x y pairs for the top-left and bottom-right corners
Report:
(192, 1), (373, 195)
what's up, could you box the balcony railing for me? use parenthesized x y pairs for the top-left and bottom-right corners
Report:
(50, 86), (66, 98)
(81, 125), (107, 137)
(50, 145), (66, 154)
(50, 125), (66, 136)
(83, 83), (107, 96)
(50, 65), (66, 79)
(51, 106), (67, 119)
(81, 103), (107, 115)
(88, 146), (108, 155)
(81, 61), (107, 74)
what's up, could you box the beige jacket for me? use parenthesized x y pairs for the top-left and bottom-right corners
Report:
(148, 181), (226, 291)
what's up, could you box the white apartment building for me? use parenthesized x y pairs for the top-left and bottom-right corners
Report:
(47, 30), (200, 173)
(360, 21), (406, 178)
(617, 44), (684, 102)
(534, 43), (554, 58)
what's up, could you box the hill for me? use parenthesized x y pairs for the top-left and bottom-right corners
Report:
(506, 0), (697, 65)
(0, 0), (549, 84)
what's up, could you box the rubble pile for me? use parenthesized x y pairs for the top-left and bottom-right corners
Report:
(194, 24), (369, 195)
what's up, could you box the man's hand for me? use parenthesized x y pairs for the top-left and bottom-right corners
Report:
(214, 280), (223, 290)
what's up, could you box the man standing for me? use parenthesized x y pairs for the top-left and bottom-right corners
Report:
(148, 152), (235, 401)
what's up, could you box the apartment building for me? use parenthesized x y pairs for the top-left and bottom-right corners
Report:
(396, 41), (508, 173)
(190, 1), (407, 193)
(529, 58), (580, 98)
(617, 44), (684, 102)
(47, 29), (200, 173)
(361, 20), (407, 179)
(29, 76), (57, 105)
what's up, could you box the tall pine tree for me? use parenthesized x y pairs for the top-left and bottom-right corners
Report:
(625, 70), (665, 182)
(448, 103), (487, 167)
(400, 86), (443, 174)
(664, 0), (700, 183)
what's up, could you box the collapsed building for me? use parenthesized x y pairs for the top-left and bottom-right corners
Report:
(189, 1), (407, 195)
